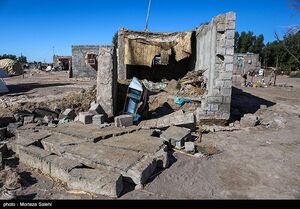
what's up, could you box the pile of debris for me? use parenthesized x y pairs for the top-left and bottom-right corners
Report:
(0, 59), (23, 76)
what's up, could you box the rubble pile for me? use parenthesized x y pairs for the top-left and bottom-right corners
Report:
(0, 59), (23, 76)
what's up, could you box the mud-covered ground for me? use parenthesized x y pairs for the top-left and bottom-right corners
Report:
(1, 71), (300, 199)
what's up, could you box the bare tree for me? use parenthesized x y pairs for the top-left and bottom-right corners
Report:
(274, 32), (300, 65)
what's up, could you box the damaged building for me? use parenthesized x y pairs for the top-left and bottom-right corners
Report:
(71, 45), (102, 78)
(97, 12), (236, 122)
(233, 52), (261, 75)
(53, 55), (72, 71)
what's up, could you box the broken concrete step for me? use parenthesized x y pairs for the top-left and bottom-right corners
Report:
(19, 146), (52, 170)
(63, 141), (160, 185)
(41, 133), (88, 155)
(67, 168), (123, 198)
(41, 155), (82, 182)
(13, 130), (51, 155)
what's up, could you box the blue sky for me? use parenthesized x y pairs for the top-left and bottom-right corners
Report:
(0, 0), (299, 62)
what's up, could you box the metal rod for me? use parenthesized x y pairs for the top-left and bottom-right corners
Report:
(145, 0), (152, 31)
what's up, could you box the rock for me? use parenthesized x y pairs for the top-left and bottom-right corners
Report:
(160, 126), (191, 149)
(23, 115), (34, 125)
(61, 109), (76, 120)
(115, 115), (133, 127)
(33, 108), (59, 119)
(240, 114), (260, 128)
(78, 112), (93, 124)
(260, 105), (268, 110)
(18, 146), (52, 170)
(89, 103), (102, 115)
(6, 123), (20, 137)
(185, 142), (195, 153)
(269, 117), (287, 129)
(43, 115), (54, 124)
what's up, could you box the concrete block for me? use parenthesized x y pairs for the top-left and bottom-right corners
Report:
(225, 39), (234, 48)
(173, 112), (196, 130)
(219, 72), (232, 80)
(115, 115), (133, 127)
(92, 114), (105, 125)
(185, 142), (195, 153)
(126, 156), (157, 185)
(67, 168), (123, 197)
(226, 21), (236, 30)
(216, 47), (226, 55)
(226, 30), (235, 39)
(224, 55), (234, 63)
(41, 155), (82, 182)
(225, 63), (234, 71)
(23, 115), (34, 125)
(221, 88), (232, 96)
(19, 146), (51, 170)
(89, 103), (102, 115)
(223, 80), (232, 89)
(160, 126), (191, 147)
(208, 104), (219, 112)
(225, 48), (234, 55)
(207, 96), (223, 104)
(78, 112), (93, 124)
(226, 12), (236, 21)
(62, 109), (76, 120)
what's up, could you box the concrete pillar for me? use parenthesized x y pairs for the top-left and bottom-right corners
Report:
(96, 46), (116, 118)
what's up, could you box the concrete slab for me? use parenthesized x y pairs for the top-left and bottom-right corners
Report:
(19, 146), (51, 170)
(160, 126), (191, 148)
(99, 130), (165, 154)
(41, 155), (82, 182)
(67, 168), (123, 197)
(41, 133), (88, 155)
(63, 142), (144, 173)
(13, 129), (51, 155)
(52, 122), (140, 142)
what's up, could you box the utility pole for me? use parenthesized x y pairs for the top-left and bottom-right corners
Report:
(145, 0), (152, 32)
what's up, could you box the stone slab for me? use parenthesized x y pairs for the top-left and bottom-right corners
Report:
(67, 168), (123, 198)
(115, 115), (133, 127)
(99, 130), (165, 154)
(41, 155), (82, 182)
(13, 129), (51, 155)
(19, 146), (51, 170)
(41, 133), (88, 155)
(52, 122), (140, 142)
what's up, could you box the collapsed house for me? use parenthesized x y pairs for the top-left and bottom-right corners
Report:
(4, 12), (237, 198)
(233, 53), (261, 75)
(97, 12), (236, 121)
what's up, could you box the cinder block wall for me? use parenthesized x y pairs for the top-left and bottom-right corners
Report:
(72, 45), (100, 78)
(195, 12), (236, 120)
(96, 46), (117, 118)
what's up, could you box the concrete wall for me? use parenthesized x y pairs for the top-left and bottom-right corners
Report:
(233, 53), (261, 75)
(195, 12), (236, 120)
(96, 46), (117, 118)
(72, 45), (100, 78)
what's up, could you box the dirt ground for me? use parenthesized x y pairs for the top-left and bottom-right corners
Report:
(1, 71), (300, 199)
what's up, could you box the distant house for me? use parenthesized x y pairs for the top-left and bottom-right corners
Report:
(233, 53), (261, 75)
(71, 45), (101, 78)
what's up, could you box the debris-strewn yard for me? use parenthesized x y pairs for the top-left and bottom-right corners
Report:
(1, 71), (300, 199)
